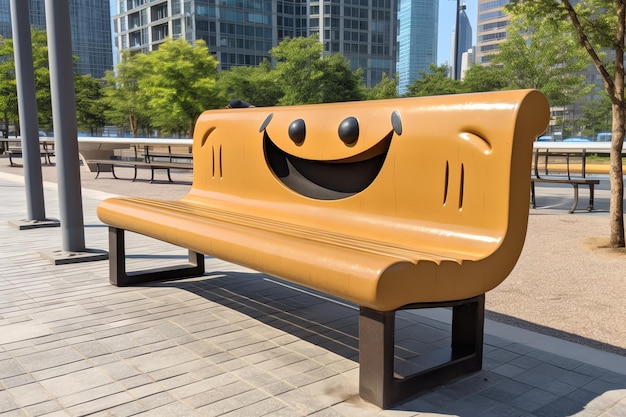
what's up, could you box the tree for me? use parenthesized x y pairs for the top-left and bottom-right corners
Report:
(508, 0), (626, 247)
(365, 72), (398, 100)
(270, 35), (365, 105)
(462, 63), (508, 93)
(0, 29), (51, 135)
(138, 38), (219, 137)
(216, 60), (283, 107)
(30, 29), (52, 131)
(74, 74), (107, 135)
(102, 51), (151, 137)
(491, 14), (592, 107)
(580, 90), (612, 136)
(0, 36), (18, 137)
(405, 64), (463, 97)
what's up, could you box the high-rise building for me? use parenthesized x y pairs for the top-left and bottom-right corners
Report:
(113, 0), (398, 88)
(396, 0), (438, 96)
(311, 0), (398, 87)
(475, 0), (509, 65)
(449, 7), (472, 80)
(0, 0), (113, 78)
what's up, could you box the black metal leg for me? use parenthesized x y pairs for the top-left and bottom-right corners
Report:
(359, 295), (485, 409)
(588, 184), (595, 211)
(359, 308), (395, 408)
(530, 181), (536, 208)
(569, 184), (579, 214)
(451, 295), (485, 361)
(109, 227), (205, 286)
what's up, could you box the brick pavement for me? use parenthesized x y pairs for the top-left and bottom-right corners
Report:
(1, 166), (626, 416)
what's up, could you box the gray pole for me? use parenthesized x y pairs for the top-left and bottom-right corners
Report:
(45, 0), (86, 252)
(454, 0), (460, 80)
(9, 0), (46, 220)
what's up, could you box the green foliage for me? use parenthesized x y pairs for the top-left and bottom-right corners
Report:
(216, 60), (283, 107)
(462, 64), (508, 93)
(0, 29), (52, 134)
(405, 64), (463, 97)
(580, 91), (612, 135)
(101, 51), (151, 137)
(74, 74), (107, 135)
(508, 0), (618, 54)
(315, 53), (365, 103)
(491, 14), (592, 106)
(365, 72), (398, 100)
(137, 38), (219, 136)
(270, 35), (365, 104)
(30, 29), (52, 130)
(0, 36), (18, 136)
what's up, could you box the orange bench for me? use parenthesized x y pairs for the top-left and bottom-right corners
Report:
(97, 90), (549, 408)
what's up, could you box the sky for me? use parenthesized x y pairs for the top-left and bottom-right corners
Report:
(437, 0), (478, 65)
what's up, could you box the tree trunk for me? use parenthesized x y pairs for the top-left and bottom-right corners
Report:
(609, 101), (625, 247)
(129, 114), (138, 138)
(609, 2), (625, 248)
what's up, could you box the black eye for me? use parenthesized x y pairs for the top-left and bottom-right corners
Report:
(338, 117), (359, 145)
(288, 119), (306, 144)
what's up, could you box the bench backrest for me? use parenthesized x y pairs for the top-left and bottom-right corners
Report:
(186, 90), (549, 263)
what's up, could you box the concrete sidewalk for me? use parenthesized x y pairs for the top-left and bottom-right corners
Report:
(1, 164), (626, 416)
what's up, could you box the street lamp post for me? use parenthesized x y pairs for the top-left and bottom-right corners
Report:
(454, 0), (460, 80)
(8, 0), (59, 230)
(453, 0), (466, 80)
(40, 0), (108, 264)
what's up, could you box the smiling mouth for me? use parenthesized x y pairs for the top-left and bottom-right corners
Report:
(263, 132), (393, 200)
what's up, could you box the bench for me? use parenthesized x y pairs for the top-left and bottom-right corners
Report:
(6, 140), (55, 167)
(531, 150), (600, 213)
(145, 145), (194, 164)
(97, 89), (550, 408)
(87, 145), (193, 182)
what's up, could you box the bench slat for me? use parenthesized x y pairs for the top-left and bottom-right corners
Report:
(106, 196), (462, 264)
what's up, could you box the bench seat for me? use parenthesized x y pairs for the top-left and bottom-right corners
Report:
(97, 90), (550, 407)
(98, 195), (495, 310)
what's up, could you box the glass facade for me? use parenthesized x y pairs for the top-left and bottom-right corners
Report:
(114, 0), (398, 87)
(396, 0), (438, 96)
(312, 0), (398, 87)
(0, 0), (113, 78)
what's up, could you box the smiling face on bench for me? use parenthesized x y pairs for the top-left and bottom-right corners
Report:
(259, 109), (403, 200)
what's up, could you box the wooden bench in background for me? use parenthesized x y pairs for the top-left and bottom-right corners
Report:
(97, 90), (550, 408)
(5, 140), (55, 167)
(87, 144), (193, 182)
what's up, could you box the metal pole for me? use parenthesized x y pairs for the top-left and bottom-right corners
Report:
(45, 0), (86, 252)
(9, 0), (46, 220)
(454, 0), (461, 80)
